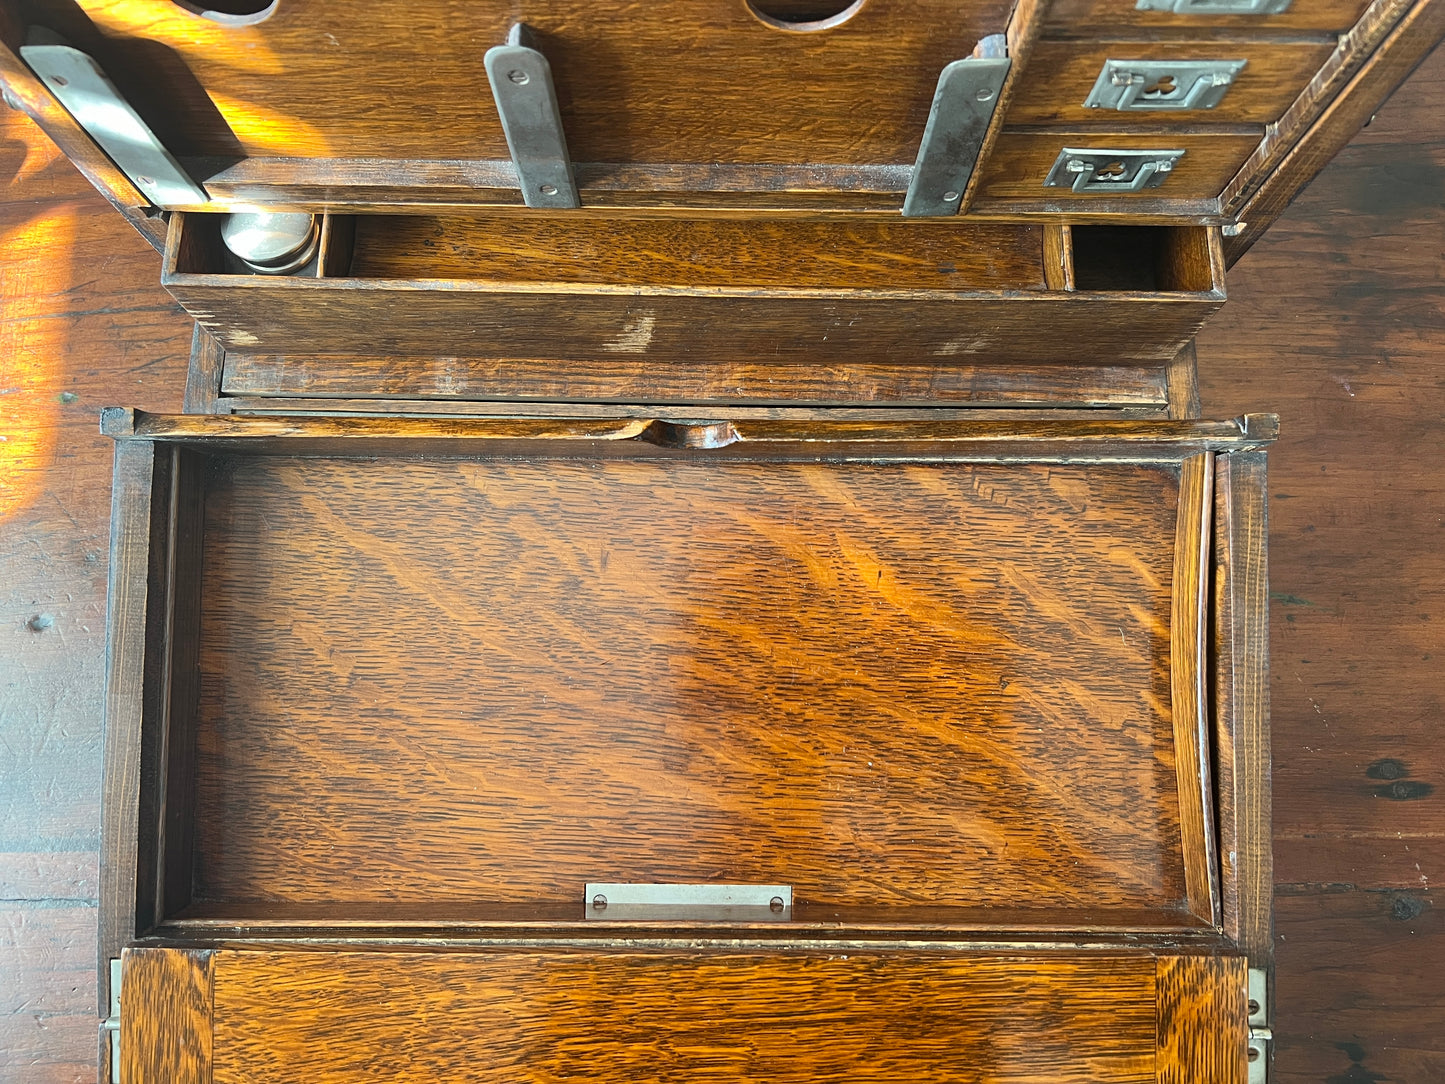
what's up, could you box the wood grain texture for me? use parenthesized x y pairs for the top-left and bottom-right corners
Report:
(1046, 0), (1371, 32)
(32, 0), (1011, 166)
(975, 130), (1264, 205)
(1212, 450), (1272, 967)
(218, 353), (1174, 409)
(97, 440), (165, 1015)
(188, 452), (1188, 916)
(344, 215), (1047, 290)
(1164, 343), (1201, 420)
(1170, 453), (1220, 925)
(1006, 40), (1337, 127)
(202, 948), (1168, 1084)
(1155, 954), (1248, 1084)
(119, 946), (212, 1084)
(213, 398), (1175, 423)
(182, 326), (224, 413)
(1042, 224), (1075, 290)
(1220, 0), (1445, 260)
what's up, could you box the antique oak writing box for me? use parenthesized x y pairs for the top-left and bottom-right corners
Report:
(3, 0), (1436, 1080)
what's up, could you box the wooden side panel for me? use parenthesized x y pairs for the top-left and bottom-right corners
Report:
(1155, 954), (1248, 1084)
(1171, 454), (1220, 925)
(98, 441), (168, 1014)
(119, 947), (213, 1084)
(162, 281), (1223, 367)
(207, 949), (1162, 1084)
(345, 215), (1049, 290)
(219, 353), (1173, 410)
(189, 455), (1189, 916)
(1212, 451), (1272, 966)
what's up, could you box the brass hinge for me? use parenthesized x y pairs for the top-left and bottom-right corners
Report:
(101, 958), (121, 1084)
(1247, 967), (1272, 1084)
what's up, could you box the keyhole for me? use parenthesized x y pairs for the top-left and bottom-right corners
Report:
(1143, 75), (1178, 97)
(1094, 161), (1128, 180)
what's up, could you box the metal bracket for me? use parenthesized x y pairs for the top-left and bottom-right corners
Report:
(20, 37), (209, 208)
(1043, 146), (1186, 193)
(101, 958), (121, 1084)
(584, 883), (793, 921)
(1084, 59), (1247, 112)
(1136, 0), (1292, 12)
(1247, 967), (1272, 1084)
(902, 36), (1011, 217)
(484, 23), (579, 209)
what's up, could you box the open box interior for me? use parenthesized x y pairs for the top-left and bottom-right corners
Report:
(118, 416), (1228, 939)
(167, 212), (1222, 296)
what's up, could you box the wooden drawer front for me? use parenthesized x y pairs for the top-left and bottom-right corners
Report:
(1046, 0), (1373, 32)
(162, 212), (1224, 371)
(120, 946), (1248, 1084)
(1006, 40), (1337, 126)
(975, 131), (1262, 204)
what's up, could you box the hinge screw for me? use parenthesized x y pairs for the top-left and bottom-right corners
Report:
(591, 894), (608, 910)
(770, 896), (786, 912)
(507, 69), (529, 85)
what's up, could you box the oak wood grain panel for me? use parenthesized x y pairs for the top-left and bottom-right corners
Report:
(345, 215), (1048, 290)
(1155, 954), (1248, 1084)
(975, 130), (1263, 203)
(189, 454), (1187, 915)
(1170, 453), (1219, 925)
(220, 353), (1172, 409)
(119, 946), (213, 1084)
(1007, 40), (1337, 127)
(164, 280), (1225, 366)
(208, 949), (1161, 1084)
(1212, 450), (1272, 966)
(1046, 0), (1372, 32)
(45, 0), (1010, 166)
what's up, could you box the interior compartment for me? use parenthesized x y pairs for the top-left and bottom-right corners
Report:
(128, 431), (1215, 932)
(161, 212), (1226, 371)
(1071, 225), (1220, 292)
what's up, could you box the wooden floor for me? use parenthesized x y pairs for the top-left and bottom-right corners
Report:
(3, 48), (1443, 1084)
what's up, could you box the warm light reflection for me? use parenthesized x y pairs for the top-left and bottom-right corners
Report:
(207, 93), (333, 156)
(7, 107), (68, 188)
(84, 0), (284, 74)
(0, 210), (73, 521)
(82, 2), (333, 156)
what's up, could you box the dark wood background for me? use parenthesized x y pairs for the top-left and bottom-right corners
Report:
(2, 46), (1442, 1084)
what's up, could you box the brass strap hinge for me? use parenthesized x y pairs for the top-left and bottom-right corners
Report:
(101, 958), (121, 1084)
(1247, 967), (1272, 1084)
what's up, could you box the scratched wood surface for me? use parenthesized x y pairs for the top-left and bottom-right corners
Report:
(186, 947), (1197, 1084)
(188, 454), (1185, 915)
(4, 36), (1445, 1084)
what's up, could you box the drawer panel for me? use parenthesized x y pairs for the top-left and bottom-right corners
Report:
(1006, 40), (1337, 126)
(120, 946), (1248, 1084)
(1045, 0), (1373, 32)
(100, 411), (1275, 939)
(975, 130), (1262, 204)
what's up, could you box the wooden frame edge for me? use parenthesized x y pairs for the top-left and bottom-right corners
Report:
(120, 947), (215, 1084)
(1171, 453), (1221, 927)
(1212, 450), (1273, 969)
